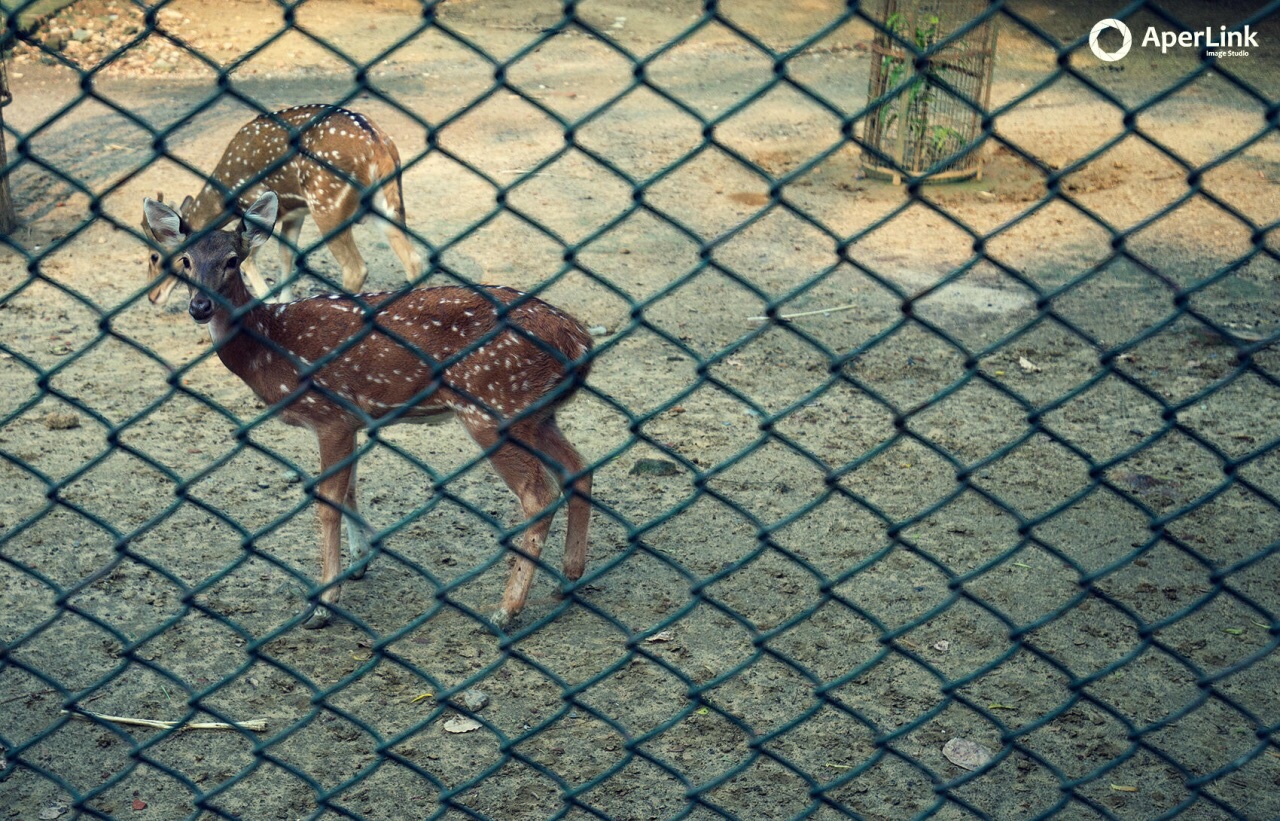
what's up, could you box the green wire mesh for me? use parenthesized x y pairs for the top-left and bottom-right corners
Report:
(2, 1), (1279, 818)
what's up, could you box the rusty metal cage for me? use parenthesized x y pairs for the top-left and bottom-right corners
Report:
(862, 0), (998, 183)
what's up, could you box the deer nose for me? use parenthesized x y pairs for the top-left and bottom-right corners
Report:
(189, 294), (214, 323)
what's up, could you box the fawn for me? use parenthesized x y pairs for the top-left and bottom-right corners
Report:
(143, 104), (422, 306)
(142, 191), (593, 629)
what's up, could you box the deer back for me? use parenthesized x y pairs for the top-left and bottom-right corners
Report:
(216, 286), (593, 432)
(184, 104), (403, 230)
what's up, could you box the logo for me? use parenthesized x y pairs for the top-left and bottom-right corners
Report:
(1089, 18), (1133, 62)
(1088, 18), (1257, 61)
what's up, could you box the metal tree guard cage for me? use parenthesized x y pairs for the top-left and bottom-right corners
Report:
(862, 0), (998, 183)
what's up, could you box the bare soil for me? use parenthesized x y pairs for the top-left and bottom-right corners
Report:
(3, 1), (1280, 819)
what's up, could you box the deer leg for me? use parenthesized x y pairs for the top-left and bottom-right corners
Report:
(274, 210), (305, 302)
(534, 416), (592, 585)
(343, 460), (375, 580)
(312, 209), (368, 294)
(373, 189), (423, 286)
(305, 427), (357, 629)
(467, 420), (560, 628)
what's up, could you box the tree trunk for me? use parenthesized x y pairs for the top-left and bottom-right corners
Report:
(0, 59), (14, 235)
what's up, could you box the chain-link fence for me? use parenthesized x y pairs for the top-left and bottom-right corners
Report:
(2, 1), (1279, 818)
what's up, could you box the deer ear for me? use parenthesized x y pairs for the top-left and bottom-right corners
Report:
(179, 195), (194, 217)
(143, 197), (187, 249)
(240, 191), (278, 251)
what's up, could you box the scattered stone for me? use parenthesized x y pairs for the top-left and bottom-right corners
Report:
(588, 325), (609, 337)
(152, 59), (173, 72)
(629, 458), (679, 477)
(459, 689), (489, 711)
(281, 470), (301, 484)
(443, 715), (482, 734)
(72, 29), (92, 42)
(43, 412), (81, 430)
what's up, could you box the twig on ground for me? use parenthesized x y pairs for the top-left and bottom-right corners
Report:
(0, 688), (55, 705)
(63, 709), (267, 733)
(748, 302), (861, 322)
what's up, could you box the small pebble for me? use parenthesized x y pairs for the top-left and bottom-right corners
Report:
(43, 412), (81, 430)
(629, 458), (679, 477)
(459, 689), (489, 711)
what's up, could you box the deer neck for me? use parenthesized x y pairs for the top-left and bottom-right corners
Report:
(209, 268), (276, 364)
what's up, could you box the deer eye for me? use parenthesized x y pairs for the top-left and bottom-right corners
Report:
(225, 255), (239, 271)
(149, 252), (159, 265)
(181, 257), (192, 270)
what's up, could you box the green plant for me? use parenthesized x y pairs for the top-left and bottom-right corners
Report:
(877, 10), (964, 171)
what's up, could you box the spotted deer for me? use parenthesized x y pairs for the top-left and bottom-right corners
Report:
(144, 104), (422, 306)
(142, 191), (592, 629)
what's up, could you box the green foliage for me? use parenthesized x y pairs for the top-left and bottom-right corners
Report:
(877, 10), (966, 172)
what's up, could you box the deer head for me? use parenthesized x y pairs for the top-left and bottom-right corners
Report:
(142, 191), (278, 323)
(141, 192), (209, 306)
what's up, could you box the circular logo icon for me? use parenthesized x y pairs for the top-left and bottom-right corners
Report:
(1089, 18), (1133, 62)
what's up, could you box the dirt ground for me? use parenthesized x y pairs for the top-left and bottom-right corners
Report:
(3, 1), (1280, 819)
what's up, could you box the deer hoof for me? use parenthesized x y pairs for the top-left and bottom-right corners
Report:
(302, 605), (331, 630)
(347, 544), (373, 580)
(489, 609), (512, 630)
(347, 551), (369, 580)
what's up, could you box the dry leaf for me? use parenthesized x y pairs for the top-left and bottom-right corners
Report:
(443, 716), (482, 734)
(39, 806), (68, 820)
(932, 640), (950, 653)
(942, 737), (993, 771)
(131, 798), (148, 810)
(1018, 356), (1041, 373)
(646, 631), (675, 643)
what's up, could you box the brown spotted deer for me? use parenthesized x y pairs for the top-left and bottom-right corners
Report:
(142, 191), (592, 629)
(144, 104), (422, 306)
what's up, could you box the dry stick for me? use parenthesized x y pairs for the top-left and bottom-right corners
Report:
(0, 688), (56, 705)
(1, 688), (111, 707)
(63, 709), (267, 733)
(748, 302), (861, 322)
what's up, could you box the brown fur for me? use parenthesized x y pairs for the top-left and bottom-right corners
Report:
(143, 192), (591, 629)
(143, 105), (421, 305)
